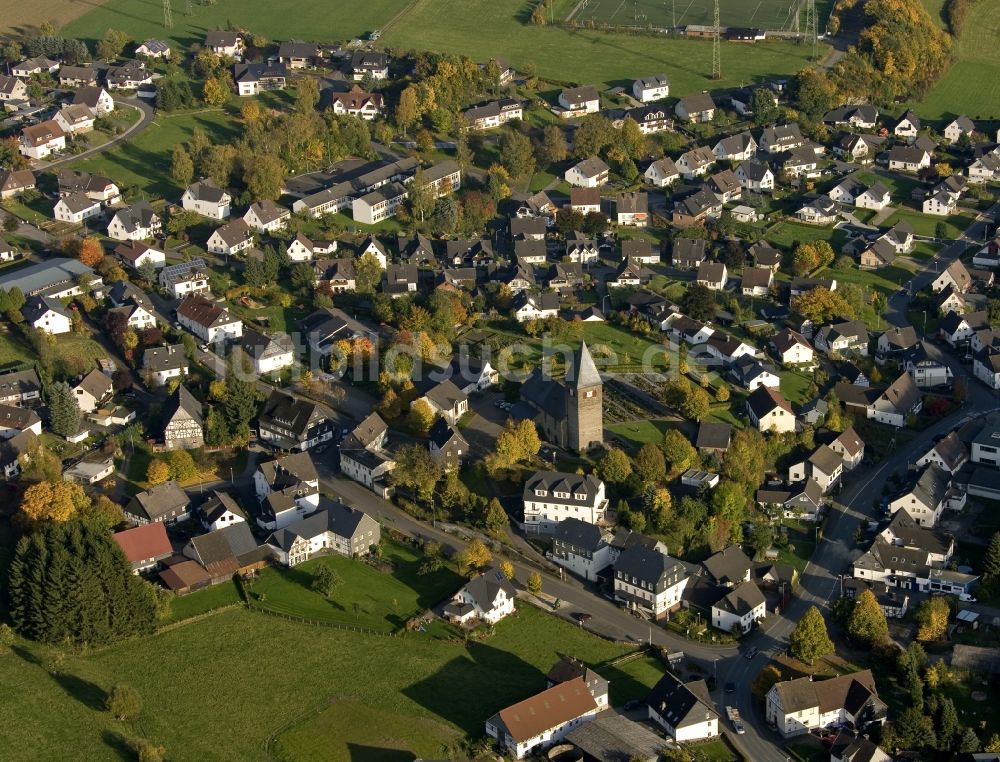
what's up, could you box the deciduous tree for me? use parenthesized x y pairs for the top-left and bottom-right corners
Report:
(107, 684), (142, 720)
(915, 595), (949, 642)
(458, 539), (492, 575)
(527, 571), (542, 594)
(146, 459), (170, 486)
(847, 588), (889, 646)
(598, 447), (633, 484)
(77, 237), (104, 267)
(18, 480), (89, 524)
(789, 605), (834, 665)
(634, 442), (666, 484)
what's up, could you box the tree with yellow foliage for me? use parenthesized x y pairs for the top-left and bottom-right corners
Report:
(146, 459), (170, 486)
(18, 480), (90, 524)
(458, 539), (492, 575)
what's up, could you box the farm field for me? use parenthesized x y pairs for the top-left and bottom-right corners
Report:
(570, 0), (832, 32)
(0, 0), (97, 35)
(382, 0), (827, 94)
(69, 108), (238, 199)
(0, 604), (662, 761)
(60, 0), (408, 50)
(915, 0), (1000, 119)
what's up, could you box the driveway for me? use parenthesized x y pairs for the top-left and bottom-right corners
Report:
(33, 97), (155, 170)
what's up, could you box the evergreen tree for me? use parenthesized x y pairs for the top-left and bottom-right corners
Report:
(892, 707), (937, 751)
(936, 696), (960, 750)
(8, 521), (156, 645)
(984, 531), (1000, 584)
(48, 381), (81, 437)
(959, 727), (981, 753)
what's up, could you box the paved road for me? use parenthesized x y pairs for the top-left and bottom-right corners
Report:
(33, 97), (154, 170)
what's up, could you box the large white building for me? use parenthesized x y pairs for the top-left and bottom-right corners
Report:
(766, 671), (886, 738)
(252, 451), (320, 530)
(613, 545), (688, 619)
(522, 471), (607, 533)
(645, 672), (719, 742)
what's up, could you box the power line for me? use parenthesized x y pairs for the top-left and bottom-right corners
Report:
(711, 0), (721, 80)
(805, 0), (818, 59)
(163, 0), (173, 28)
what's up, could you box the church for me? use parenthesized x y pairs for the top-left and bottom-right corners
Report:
(521, 342), (603, 453)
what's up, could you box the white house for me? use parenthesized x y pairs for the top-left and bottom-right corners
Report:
(181, 179), (231, 220)
(551, 518), (612, 581)
(159, 259), (210, 298)
(264, 504), (380, 566)
(646, 672), (719, 742)
(855, 183), (891, 210)
(888, 145), (931, 172)
(114, 241), (166, 271)
(107, 203), (161, 241)
(613, 545), (689, 619)
(888, 464), (956, 527)
(143, 344), (188, 386)
(239, 329), (295, 375)
(253, 451), (320, 530)
(136, 39), (172, 59)
(736, 160), (775, 193)
(943, 115), (975, 144)
(72, 369), (113, 414)
(746, 386), (795, 433)
(633, 74), (669, 102)
(53, 193), (101, 224)
(522, 471), (607, 534)
(766, 671), (886, 738)
(674, 93), (715, 123)
(711, 579), (767, 633)
(19, 120), (66, 160)
(243, 199), (290, 233)
(513, 291), (560, 322)
(565, 157), (609, 188)
(207, 219), (254, 256)
(199, 491), (247, 532)
(176, 294), (243, 344)
(21, 296), (72, 335)
(558, 86), (600, 116)
(789, 444), (843, 493)
(447, 572), (517, 625)
(485, 677), (600, 759)
(916, 431), (968, 474)
(54, 104), (96, 136)
(644, 157), (679, 188)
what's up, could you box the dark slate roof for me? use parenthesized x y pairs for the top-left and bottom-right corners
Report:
(265, 503), (376, 551)
(553, 517), (606, 552)
(128, 481), (188, 522)
(646, 672), (718, 728)
(702, 545), (752, 586)
(162, 383), (203, 426)
(523, 470), (603, 507)
(200, 490), (247, 523)
(615, 545), (686, 589)
(696, 421), (731, 450)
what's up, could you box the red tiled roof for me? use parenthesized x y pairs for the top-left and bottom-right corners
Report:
(112, 522), (171, 563)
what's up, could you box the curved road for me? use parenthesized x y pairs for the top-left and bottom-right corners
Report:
(33, 96), (155, 170)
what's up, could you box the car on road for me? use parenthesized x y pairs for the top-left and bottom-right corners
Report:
(724, 682), (736, 693)
(623, 699), (641, 711)
(733, 719), (746, 734)
(744, 647), (758, 660)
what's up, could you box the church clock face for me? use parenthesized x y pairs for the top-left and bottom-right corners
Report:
(585, 390), (595, 398)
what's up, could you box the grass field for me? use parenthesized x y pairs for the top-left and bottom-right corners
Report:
(881, 206), (973, 238)
(60, 0), (408, 49)
(765, 220), (848, 250)
(571, 0), (832, 32)
(0, 603), (662, 761)
(916, 0), (1000, 119)
(248, 540), (463, 632)
(383, 0), (826, 94)
(69, 108), (239, 199)
(0, 0), (98, 35)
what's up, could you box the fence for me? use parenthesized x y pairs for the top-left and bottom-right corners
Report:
(244, 601), (399, 637)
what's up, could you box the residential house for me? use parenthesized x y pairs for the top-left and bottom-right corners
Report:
(0, 369), (40, 406)
(644, 157), (680, 187)
(565, 157), (609, 188)
(339, 412), (395, 492)
(771, 328), (814, 366)
(199, 490), (247, 531)
(11, 56), (58, 77)
(902, 341), (953, 388)
(855, 182), (891, 210)
(58, 65), (98, 87)
(265, 503), (380, 566)
(53, 193), (101, 224)
(969, 153), (1000, 185)
(105, 60), (152, 90)
(19, 120), (66, 160)
(176, 294), (243, 344)
(633, 74), (669, 102)
(427, 417), (467, 471)
(325, 86), (383, 120)
(136, 39), (171, 59)
(513, 291), (560, 322)
(888, 465), (957, 526)
(464, 98), (523, 130)
(112, 523), (173, 572)
(674, 93), (715, 123)
(712, 131), (757, 162)
(72, 369), (113, 414)
(243, 199), (290, 233)
(0, 404), (41, 439)
(676, 146), (715, 179)
(672, 188), (722, 226)
(796, 195), (838, 224)
(765, 671), (886, 738)
(645, 672), (719, 742)
(940, 309), (989, 346)
(712, 579), (767, 633)
(671, 238), (706, 270)
(931, 260), (972, 293)
(876, 325), (918, 358)
(736, 160), (775, 193)
(551, 518), (612, 581)
(613, 545), (689, 619)
(888, 144), (931, 172)
(257, 389), (333, 451)
(974, 346), (1000, 389)
(277, 40), (319, 68)
(618, 104), (673, 135)
(253, 451), (320, 530)
(0, 168), (36, 200)
(57, 169), (119, 203)
(789, 445), (843, 493)
(352, 182), (408, 224)
(207, 219), (254, 256)
(894, 110), (921, 139)
(522, 470), (607, 534)
(616, 192), (648, 226)
(125, 481), (189, 525)
(233, 62), (286, 96)
(107, 202), (160, 241)
(859, 238), (899, 270)
(0, 74), (28, 102)
(181, 522), (269, 581)
(143, 344), (188, 386)
(204, 31), (244, 59)
(300, 307), (377, 356)
(924, 186), (960, 215)
(828, 427), (865, 469)
(286, 232), (322, 262)
(73, 86), (114, 115)
(870, 372), (923, 427)
(239, 329), (295, 375)
(709, 169), (742, 202)
(448, 572), (517, 625)
(756, 479), (824, 521)
(944, 115), (976, 144)
(161, 384), (204, 451)
(558, 86), (600, 117)
(746, 386), (795, 433)
(159, 259), (210, 298)
(696, 421), (731, 455)
(759, 123), (805, 153)
(916, 431), (968, 474)
(485, 677), (599, 759)
(814, 320), (869, 357)
(415, 378), (468, 425)
(695, 262), (727, 290)
(54, 104), (96, 136)
(842, 579), (910, 619)
(181, 179), (231, 219)
(21, 296), (72, 335)
(823, 104), (879, 130)
(350, 50), (388, 80)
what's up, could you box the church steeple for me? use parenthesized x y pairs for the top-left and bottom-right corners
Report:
(566, 341), (601, 390)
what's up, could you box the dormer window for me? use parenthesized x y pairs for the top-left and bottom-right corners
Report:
(574, 493), (586, 500)
(535, 489), (546, 497)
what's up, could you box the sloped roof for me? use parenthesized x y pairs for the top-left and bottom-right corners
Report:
(112, 522), (171, 563)
(495, 677), (597, 743)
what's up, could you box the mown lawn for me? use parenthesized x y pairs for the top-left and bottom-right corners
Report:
(62, 0), (409, 50)
(915, 0), (1000, 119)
(0, 603), (659, 761)
(164, 580), (242, 624)
(382, 0), (825, 94)
(882, 207), (974, 239)
(779, 370), (813, 405)
(247, 539), (463, 632)
(605, 418), (677, 450)
(69, 109), (239, 199)
(765, 220), (848, 249)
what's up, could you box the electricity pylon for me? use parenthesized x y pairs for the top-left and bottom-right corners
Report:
(711, 0), (721, 80)
(163, 0), (173, 28)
